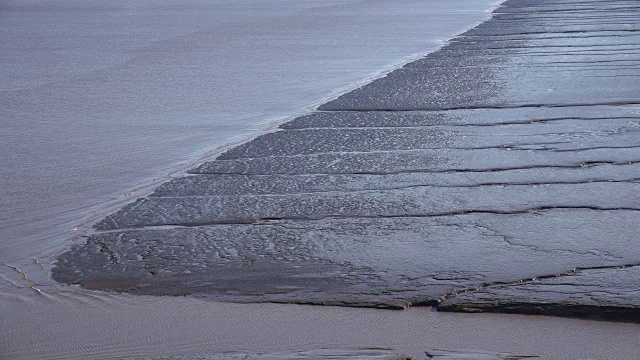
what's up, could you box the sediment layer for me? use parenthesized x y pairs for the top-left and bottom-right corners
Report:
(125, 348), (536, 360)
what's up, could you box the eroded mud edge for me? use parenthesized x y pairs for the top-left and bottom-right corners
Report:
(434, 263), (640, 322)
(127, 348), (537, 360)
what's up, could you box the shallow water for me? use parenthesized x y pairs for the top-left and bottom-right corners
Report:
(6, 1), (639, 359)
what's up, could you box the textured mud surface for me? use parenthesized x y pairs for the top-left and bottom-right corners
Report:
(54, 0), (640, 322)
(128, 348), (535, 360)
(130, 349), (413, 360)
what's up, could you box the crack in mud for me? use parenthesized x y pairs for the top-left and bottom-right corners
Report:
(433, 262), (640, 305)
(320, 101), (640, 112)
(150, 178), (640, 198)
(194, 160), (640, 176)
(345, 161), (640, 176)
(465, 222), (624, 261)
(95, 206), (640, 233)
(281, 116), (640, 130)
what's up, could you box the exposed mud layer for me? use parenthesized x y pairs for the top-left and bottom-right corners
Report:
(131, 349), (414, 360)
(128, 348), (536, 360)
(53, 0), (640, 322)
(439, 264), (640, 322)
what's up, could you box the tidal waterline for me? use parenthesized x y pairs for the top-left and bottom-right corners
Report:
(4, 1), (640, 359)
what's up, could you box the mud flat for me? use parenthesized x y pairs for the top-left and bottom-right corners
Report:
(129, 348), (535, 360)
(53, 0), (640, 327)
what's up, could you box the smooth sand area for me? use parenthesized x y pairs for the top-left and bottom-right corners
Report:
(1, 287), (639, 360)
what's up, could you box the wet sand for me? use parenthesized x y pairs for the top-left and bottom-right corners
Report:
(2, 289), (640, 360)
